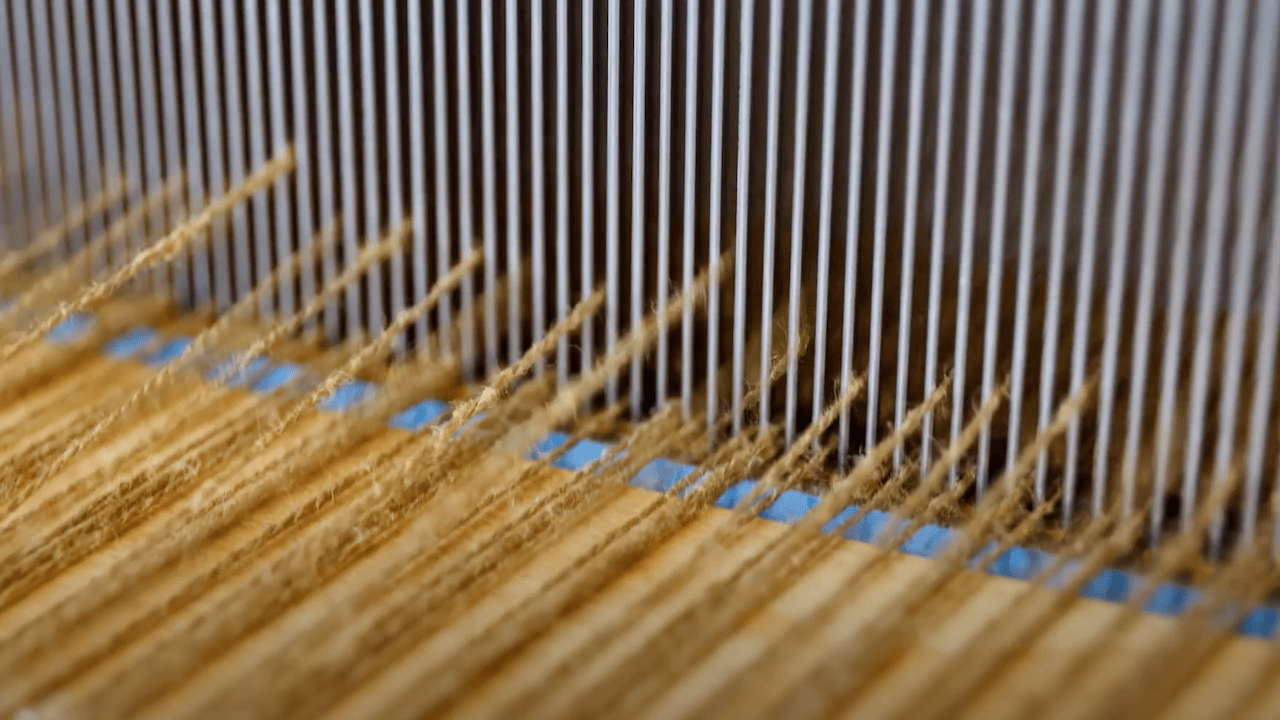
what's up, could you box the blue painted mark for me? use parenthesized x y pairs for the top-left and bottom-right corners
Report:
(714, 481), (754, 511)
(1241, 607), (1279, 638)
(760, 489), (820, 525)
(670, 471), (713, 499)
(207, 355), (271, 387)
(317, 380), (379, 412)
(251, 362), (301, 393)
(843, 510), (890, 544)
(145, 336), (193, 367)
(1146, 584), (1199, 617)
(47, 313), (94, 344)
(448, 411), (488, 438)
(103, 327), (160, 359)
(987, 547), (1047, 581)
(631, 457), (696, 493)
(1081, 568), (1131, 603)
(901, 525), (954, 559)
(550, 439), (613, 472)
(529, 431), (572, 461)
(389, 398), (451, 431)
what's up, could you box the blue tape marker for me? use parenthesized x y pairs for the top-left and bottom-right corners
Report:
(1240, 607), (1279, 638)
(900, 525), (953, 558)
(318, 380), (378, 412)
(1146, 584), (1199, 617)
(252, 363), (301, 393)
(448, 410), (489, 438)
(528, 431), (571, 461)
(821, 506), (859, 536)
(631, 457), (696, 493)
(389, 398), (451, 431)
(843, 510), (889, 544)
(1080, 568), (1131, 603)
(551, 439), (613, 472)
(760, 489), (819, 525)
(103, 327), (160, 359)
(207, 355), (271, 387)
(47, 313), (94, 344)
(714, 481), (754, 510)
(146, 336), (193, 367)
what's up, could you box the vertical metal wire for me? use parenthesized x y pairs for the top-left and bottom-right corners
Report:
(1009, 0), (1053, 502)
(410, 0), (431, 348)
(386, 0), (405, 353)
(580, 0), (595, 384)
(108, 2), (138, 278)
(809, 0), (845, 453)
(0, 1), (21, 245)
(530, 0), (548, 377)
(222, 0), (251, 305)
(890, 0), (929, 468)
(656, 0), (674, 408)
(783, 0), (816, 448)
(679, 0), (700, 421)
(1120, 4), (1185, 524)
(504, 0), (524, 368)
(756, 0), (784, 432)
(1178, 0), (1249, 543)
(605, 0), (621, 404)
(1151, 0), (1217, 544)
(50, 0), (85, 255)
(1265, 224), (1280, 557)
(456, 0), (478, 373)
(199, 0), (232, 309)
(1038, 0), (1087, 509)
(131, 0), (167, 290)
(1092, 0), (1154, 513)
(920, 0), (959, 476)
(729, 0), (758, 436)
(155, 0), (188, 302)
(1063, 0), (1119, 522)
(554, 0), (570, 387)
(864, 0), (901, 456)
(293, 0), (320, 330)
(947, 0), (990, 486)
(12, 0), (50, 231)
(836, 0), (870, 470)
(431, 0), (457, 356)
(335, 0), (362, 336)
(630, 0), (648, 421)
(28, 0), (65, 247)
(974, 0), (1024, 492)
(245, 0), (273, 318)
(704, 0), (727, 437)
(268, 0), (295, 319)
(313, 0), (340, 340)
(1214, 1), (1280, 555)
(179, 0), (210, 304)
(359, 0), (384, 335)
(480, 0), (501, 375)
(655, 0), (675, 409)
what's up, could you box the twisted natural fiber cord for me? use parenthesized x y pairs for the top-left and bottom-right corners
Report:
(0, 172), (188, 334)
(0, 151), (290, 365)
(0, 174), (130, 283)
